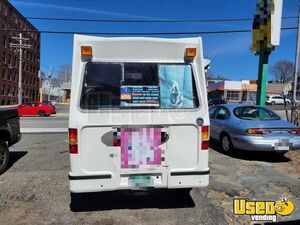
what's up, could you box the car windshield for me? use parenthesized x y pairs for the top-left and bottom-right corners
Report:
(233, 106), (280, 120)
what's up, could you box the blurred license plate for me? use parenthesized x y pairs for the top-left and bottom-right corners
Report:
(128, 175), (154, 188)
(274, 139), (289, 150)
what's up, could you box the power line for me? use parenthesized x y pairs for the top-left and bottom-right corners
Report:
(0, 27), (297, 35)
(24, 16), (298, 23)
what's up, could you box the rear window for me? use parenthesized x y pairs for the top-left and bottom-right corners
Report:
(80, 62), (199, 110)
(233, 106), (280, 120)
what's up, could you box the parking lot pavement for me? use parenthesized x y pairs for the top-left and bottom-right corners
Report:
(0, 134), (299, 225)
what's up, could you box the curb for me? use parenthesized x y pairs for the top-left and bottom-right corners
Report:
(21, 128), (68, 134)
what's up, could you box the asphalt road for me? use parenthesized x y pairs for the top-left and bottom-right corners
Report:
(0, 134), (299, 225)
(20, 117), (68, 128)
(19, 104), (69, 133)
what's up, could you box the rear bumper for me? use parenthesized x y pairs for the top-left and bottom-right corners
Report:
(69, 169), (209, 193)
(233, 135), (300, 152)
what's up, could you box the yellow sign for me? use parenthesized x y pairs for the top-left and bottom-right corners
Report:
(233, 197), (295, 222)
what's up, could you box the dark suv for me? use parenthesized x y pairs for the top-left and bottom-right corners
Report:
(0, 108), (21, 174)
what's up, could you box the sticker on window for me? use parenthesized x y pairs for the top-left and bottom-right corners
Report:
(159, 65), (194, 108)
(120, 86), (160, 108)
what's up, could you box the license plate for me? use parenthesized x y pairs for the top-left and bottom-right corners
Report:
(274, 139), (289, 151)
(128, 175), (154, 188)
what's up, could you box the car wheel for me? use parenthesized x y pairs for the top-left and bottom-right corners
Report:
(271, 101), (276, 105)
(221, 134), (234, 154)
(0, 140), (9, 175)
(38, 110), (46, 117)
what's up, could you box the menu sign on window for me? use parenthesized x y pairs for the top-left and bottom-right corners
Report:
(120, 86), (160, 108)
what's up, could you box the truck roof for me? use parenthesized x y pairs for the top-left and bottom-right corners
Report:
(73, 35), (203, 62)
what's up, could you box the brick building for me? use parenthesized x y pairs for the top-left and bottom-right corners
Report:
(0, 0), (40, 105)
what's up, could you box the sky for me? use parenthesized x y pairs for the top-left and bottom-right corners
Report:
(9, 0), (299, 80)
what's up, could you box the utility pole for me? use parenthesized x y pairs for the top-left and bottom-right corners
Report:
(292, 2), (300, 123)
(47, 67), (53, 101)
(10, 33), (31, 105)
(65, 69), (68, 82)
(38, 70), (43, 102)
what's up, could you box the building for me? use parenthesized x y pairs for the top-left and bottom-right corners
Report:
(0, 0), (40, 105)
(61, 82), (71, 103)
(208, 80), (292, 103)
(40, 78), (63, 102)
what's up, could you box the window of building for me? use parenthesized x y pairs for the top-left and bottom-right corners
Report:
(2, 67), (6, 79)
(227, 91), (240, 101)
(7, 54), (11, 65)
(3, 3), (8, 15)
(12, 57), (15, 67)
(12, 87), (16, 96)
(2, 51), (6, 63)
(7, 86), (11, 96)
(2, 19), (7, 29)
(12, 70), (16, 81)
(2, 35), (6, 47)
(7, 69), (11, 81)
(7, 38), (11, 50)
(1, 85), (5, 96)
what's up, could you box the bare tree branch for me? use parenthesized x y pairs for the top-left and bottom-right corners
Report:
(270, 60), (294, 83)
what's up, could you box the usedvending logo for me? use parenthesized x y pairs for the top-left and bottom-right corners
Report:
(233, 197), (295, 222)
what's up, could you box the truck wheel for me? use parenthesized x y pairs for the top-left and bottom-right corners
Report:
(271, 101), (276, 105)
(38, 110), (46, 117)
(0, 140), (9, 175)
(221, 134), (234, 154)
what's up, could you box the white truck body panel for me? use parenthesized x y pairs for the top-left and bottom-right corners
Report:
(69, 35), (210, 193)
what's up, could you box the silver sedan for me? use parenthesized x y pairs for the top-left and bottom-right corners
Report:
(209, 104), (300, 154)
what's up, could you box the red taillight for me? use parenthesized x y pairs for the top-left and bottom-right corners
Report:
(201, 126), (210, 150)
(69, 128), (78, 154)
(246, 128), (270, 135)
(113, 129), (121, 146)
(69, 145), (78, 154)
(201, 141), (209, 150)
(289, 128), (300, 135)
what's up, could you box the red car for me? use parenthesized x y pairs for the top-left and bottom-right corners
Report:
(15, 102), (55, 117)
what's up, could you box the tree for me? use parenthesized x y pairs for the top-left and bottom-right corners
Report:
(51, 64), (72, 86)
(271, 60), (294, 83)
(57, 63), (72, 82)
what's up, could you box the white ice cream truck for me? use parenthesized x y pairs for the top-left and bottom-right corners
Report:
(68, 35), (210, 193)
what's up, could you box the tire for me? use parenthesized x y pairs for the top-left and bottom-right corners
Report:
(271, 101), (276, 105)
(0, 140), (9, 175)
(221, 133), (234, 154)
(38, 110), (46, 117)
